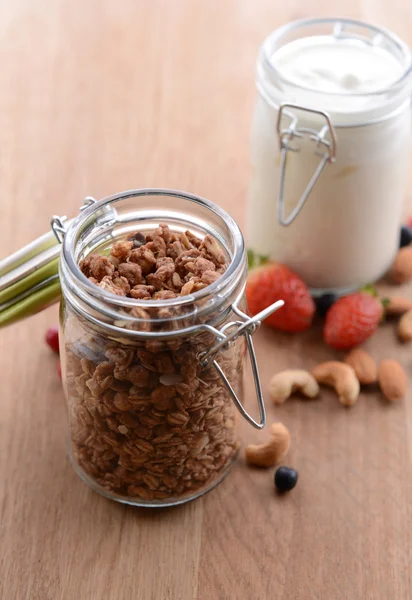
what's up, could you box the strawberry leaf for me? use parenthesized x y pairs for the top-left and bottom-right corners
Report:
(247, 248), (269, 269)
(257, 254), (269, 266)
(247, 248), (256, 269)
(361, 284), (379, 298)
(381, 297), (391, 309)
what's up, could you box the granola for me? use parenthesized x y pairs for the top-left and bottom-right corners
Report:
(65, 225), (243, 503)
(79, 224), (225, 301)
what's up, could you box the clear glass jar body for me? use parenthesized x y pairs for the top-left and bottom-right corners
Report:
(59, 190), (247, 507)
(248, 18), (412, 294)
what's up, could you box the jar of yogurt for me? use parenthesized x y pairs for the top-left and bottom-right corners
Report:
(247, 18), (412, 294)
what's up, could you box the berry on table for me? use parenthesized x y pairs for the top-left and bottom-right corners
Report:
(45, 326), (59, 354)
(315, 293), (338, 317)
(274, 466), (298, 492)
(323, 292), (383, 350)
(246, 262), (315, 333)
(399, 226), (412, 248)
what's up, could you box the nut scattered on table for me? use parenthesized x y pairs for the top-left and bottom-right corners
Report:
(344, 349), (377, 385)
(269, 369), (319, 404)
(378, 359), (407, 402)
(385, 296), (412, 316)
(312, 361), (360, 407)
(389, 247), (412, 284)
(397, 309), (412, 342)
(245, 422), (290, 468)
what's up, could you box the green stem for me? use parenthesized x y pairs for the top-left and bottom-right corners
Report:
(0, 280), (61, 327)
(0, 231), (58, 277)
(0, 257), (59, 305)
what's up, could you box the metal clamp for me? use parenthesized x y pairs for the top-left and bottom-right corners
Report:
(199, 298), (284, 429)
(276, 103), (337, 226)
(50, 215), (68, 244)
(51, 197), (98, 244)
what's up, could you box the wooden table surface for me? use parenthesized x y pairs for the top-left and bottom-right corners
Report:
(1, 1), (412, 599)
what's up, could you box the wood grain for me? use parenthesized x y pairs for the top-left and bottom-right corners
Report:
(1, 1), (412, 599)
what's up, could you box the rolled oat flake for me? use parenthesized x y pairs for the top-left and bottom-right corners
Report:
(0, 188), (284, 506)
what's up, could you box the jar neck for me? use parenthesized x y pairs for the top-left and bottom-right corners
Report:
(59, 189), (246, 339)
(257, 17), (412, 126)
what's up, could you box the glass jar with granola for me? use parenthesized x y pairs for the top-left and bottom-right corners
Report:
(57, 189), (281, 507)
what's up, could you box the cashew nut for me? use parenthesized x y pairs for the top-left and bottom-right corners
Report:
(245, 422), (290, 467)
(311, 361), (360, 407)
(269, 369), (319, 404)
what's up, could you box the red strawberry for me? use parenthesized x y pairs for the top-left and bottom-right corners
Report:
(246, 263), (315, 333)
(324, 292), (383, 350)
(45, 326), (60, 353)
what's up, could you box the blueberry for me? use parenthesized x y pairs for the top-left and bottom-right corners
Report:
(315, 293), (338, 317)
(400, 226), (412, 248)
(274, 466), (298, 493)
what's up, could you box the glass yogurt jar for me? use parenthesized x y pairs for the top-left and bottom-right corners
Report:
(247, 18), (412, 294)
(54, 189), (280, 507)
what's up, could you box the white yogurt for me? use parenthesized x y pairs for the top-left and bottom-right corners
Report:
(273, 36), (403, 95)
(248, 20), (412, 292)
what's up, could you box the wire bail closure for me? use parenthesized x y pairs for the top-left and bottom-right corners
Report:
(199, 298), (284, 430)
(51, 196), (99, 244)
(277, 102), (337, 226)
